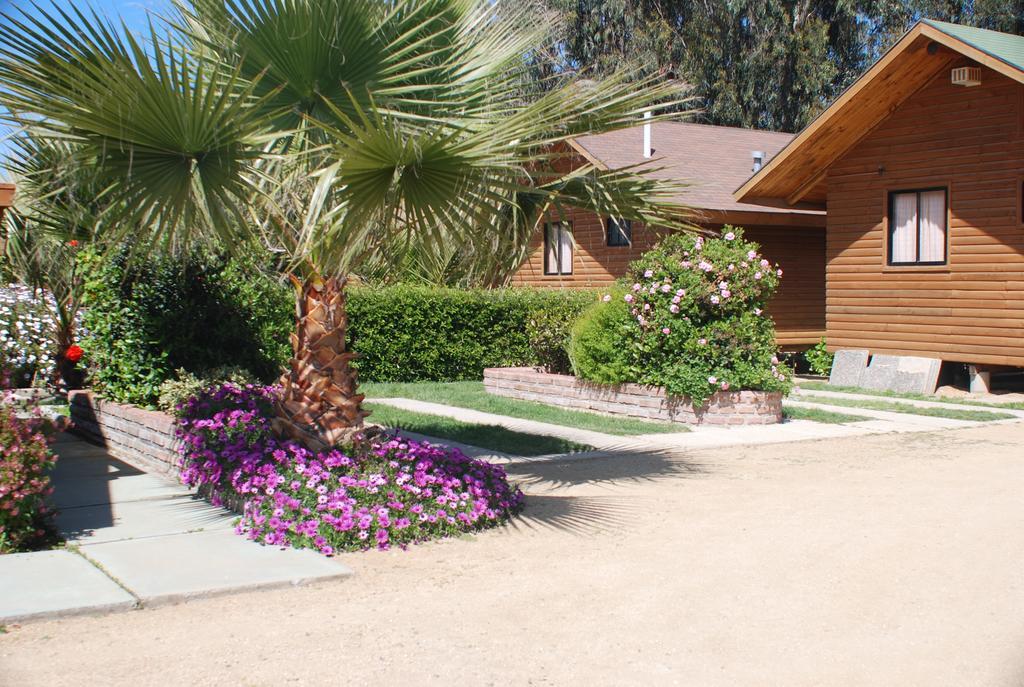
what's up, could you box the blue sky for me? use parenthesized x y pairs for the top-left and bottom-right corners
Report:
(0, 0), (172, 173)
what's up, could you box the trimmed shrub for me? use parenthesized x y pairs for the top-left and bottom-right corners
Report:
(78, 248), (293, 406)
(0, 400), (58, 553)
(572, 227), (792, 406)
(346, 285), (595, 381)
(175, 383), (523, 552)
(804, 338), (834, 376)
(568, 289), (633, 385)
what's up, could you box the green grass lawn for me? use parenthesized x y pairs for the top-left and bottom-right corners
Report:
(793, 395), (1015, 422)
(797, 380), (1024, 410)
(783, 406), (871, 424)
(364, 402), (593, 456)
(361, 381), (687, 435)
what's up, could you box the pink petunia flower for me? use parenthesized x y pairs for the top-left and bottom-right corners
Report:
(662, 327), (671, 335)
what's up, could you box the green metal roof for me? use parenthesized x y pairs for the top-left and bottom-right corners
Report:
(923, 19), (1024, 73)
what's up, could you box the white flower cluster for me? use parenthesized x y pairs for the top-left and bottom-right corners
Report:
(0, 284), (58, 386)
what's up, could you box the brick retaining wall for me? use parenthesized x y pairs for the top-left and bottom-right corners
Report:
(483, 367), (782, 426)
(69, 390), (178, 473)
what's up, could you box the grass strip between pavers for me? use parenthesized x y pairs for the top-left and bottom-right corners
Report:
(797, 381), (1024, 410)
(364, 402), (593, 456)
(361, 381), (687, 435)
(792, 395), (1015, 422)
(783, 406), (871, 424)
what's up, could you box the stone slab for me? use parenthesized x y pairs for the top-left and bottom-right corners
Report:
(860, 354), (941, 395)
(58, 496), (235, 545)
(0, 550), (136, 623)
(50, 453), (191, 510)
(828, 349), (869, 387)
(79, 530), (353, 604)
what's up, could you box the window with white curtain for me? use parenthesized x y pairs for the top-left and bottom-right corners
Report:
(544, 222), (573, 275)
(888, 189), (947, 265)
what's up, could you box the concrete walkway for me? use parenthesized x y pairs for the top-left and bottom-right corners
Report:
(0, 433), (352, 624)
(793, 386), (1024, 418)
(370, 394), (1016, 459)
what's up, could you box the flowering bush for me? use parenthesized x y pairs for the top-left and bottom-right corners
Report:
(570, 227), (792, 406)
(0, 391), (58, 553)
(0, 284), (57, 387)
(176, 384), (524, 553)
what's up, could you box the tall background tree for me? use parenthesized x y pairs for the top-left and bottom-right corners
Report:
(542, 0), (1024, 132)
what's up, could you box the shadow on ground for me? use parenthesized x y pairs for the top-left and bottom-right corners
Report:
(506, 447), (705, 490)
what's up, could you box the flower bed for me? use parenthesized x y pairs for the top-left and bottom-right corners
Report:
(177, 384), (524, 552)
(484, 367), (782, 426)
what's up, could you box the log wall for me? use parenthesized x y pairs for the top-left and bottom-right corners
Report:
(825, 59), (1024, 366)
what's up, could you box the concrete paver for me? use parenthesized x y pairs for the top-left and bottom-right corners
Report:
(58, 496), (235, 545)
(2, 434), (352, 624)
(0, 550), (136, 623)
(78, 530), (352, 604)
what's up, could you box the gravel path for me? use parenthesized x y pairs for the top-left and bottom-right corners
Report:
(3, 422), (1024, 686)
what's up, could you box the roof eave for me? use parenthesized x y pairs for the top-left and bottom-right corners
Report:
(733, 20), (1024, 205)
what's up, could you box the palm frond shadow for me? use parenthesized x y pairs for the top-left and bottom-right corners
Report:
(507, 447), (706, 491)
(508, 494), (637, 537)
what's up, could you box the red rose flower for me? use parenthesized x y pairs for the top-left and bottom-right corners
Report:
(68, 239), (79, 247)
(65, 345), (84, 363)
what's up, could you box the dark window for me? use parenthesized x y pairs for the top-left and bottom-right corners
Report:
(543, 221), (573, 275)
(607, 217), (632, 247)
(888, 188), (947, 266)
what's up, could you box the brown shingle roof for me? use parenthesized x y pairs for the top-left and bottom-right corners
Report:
(571, 121), (822, 216)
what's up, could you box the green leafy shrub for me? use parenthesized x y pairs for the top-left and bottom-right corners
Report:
(157, 366), (260, 414)
(572, 227), (792, 406)
(346, 286), (595, 381)
(78, 248), (292, 406)
(804, 338), (834, 376)
(568, 289), (634, 384)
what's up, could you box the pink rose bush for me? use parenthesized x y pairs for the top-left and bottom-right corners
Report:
(176, 384), (524, 554)
(569, 226), (792, 406)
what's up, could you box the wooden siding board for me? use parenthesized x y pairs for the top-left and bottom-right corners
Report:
(824, 59), (1024, 366)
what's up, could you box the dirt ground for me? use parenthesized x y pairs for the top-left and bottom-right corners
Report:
(3, 422), (1024, 686)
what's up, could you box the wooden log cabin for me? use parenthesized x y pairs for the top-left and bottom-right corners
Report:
(736, 19), (1024, 372)
(511, 122), (827, 348)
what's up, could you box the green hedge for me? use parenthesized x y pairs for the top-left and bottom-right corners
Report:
(78, 248), (596, 402)
(347, 285), (596, 382)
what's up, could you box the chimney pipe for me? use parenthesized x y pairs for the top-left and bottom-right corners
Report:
(751, 150), (764, 173)
(643, 111), (652, 158)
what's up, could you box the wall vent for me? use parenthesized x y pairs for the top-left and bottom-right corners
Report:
(951, 66), (981, 87)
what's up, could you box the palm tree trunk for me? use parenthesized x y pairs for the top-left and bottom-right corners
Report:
(273, 276), (367, 450)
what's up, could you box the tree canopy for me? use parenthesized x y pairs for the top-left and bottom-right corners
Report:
(541, 0), (1024, 132)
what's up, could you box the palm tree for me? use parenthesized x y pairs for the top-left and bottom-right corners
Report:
(0, 0), (692, 449)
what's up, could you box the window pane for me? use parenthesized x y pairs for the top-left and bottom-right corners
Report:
(891, 192), (918, 263)
(544, 223), (558, 274)
(919, 190), (946, 262)
(607, 218), (631, 246)
(558, 224), (573, 274)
